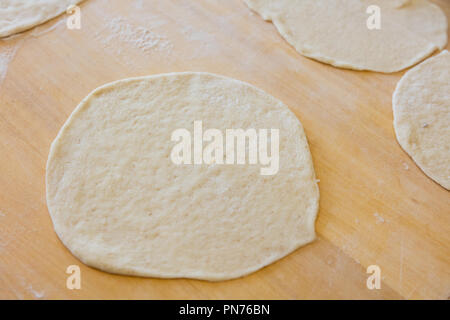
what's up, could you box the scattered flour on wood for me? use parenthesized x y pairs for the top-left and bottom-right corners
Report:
(0, 42), (19, 84)
(96, 17), (173, 56)
(181, 25), (220, 58)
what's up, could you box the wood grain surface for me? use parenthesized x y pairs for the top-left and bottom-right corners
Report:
(0, 0), (449, 299)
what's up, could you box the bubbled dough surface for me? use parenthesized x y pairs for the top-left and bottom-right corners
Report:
(46, 72), (320, 280)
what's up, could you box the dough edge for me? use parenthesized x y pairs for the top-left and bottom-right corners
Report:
(46, 72), (320, 281)
(244, 0), (448, 73)
(392, 51), (450, 190)
(0, 0), (84, 38)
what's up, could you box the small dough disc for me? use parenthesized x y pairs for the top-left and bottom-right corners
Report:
(393, 50), (450, 189)
(0, 0), (83, 38)
(244, 0), (448, 73)
(46, 72), (319, 280)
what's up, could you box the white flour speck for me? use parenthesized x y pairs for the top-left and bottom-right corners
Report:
(28, 285), (45, 299)
(0, 43), (19, 84)
(374, 212), (385, 224)
(402, 162), (409, 170)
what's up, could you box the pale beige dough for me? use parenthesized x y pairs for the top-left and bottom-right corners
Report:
(244, 0), (448, 73)
(0, 0), (83, 38)
(393, 50), (450, 189)
(46, 72), (319, 281)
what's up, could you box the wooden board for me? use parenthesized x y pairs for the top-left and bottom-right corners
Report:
(0, 0), (449, 300)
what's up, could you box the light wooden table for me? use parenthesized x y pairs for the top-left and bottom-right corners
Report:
(0, 0), (449, 299)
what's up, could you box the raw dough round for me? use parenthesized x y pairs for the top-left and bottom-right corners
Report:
(393, 50), (450, 190)
(46, 72), (319, 280)
(0, 0), (83, 38)
(245, 0), (448, 73)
